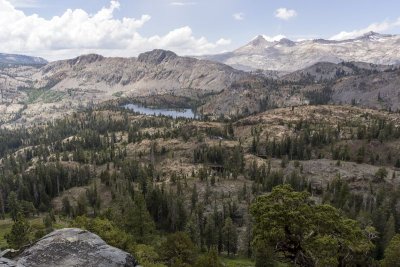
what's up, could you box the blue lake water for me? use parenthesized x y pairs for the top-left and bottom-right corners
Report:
(124, 103), (197, 119)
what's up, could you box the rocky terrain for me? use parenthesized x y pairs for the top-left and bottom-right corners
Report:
(0, 49), (251, 126)
(201, 62), (400, 116)
(0, 41), (400, 126)
(202, 32), (400, 72)
(330, 68), (400, 109)
(0, 104), (399, 266)
(1, 228), (138, 267)
(1, 1), (400, 262)
(281, 61), (396, 82)
(34, 50), (247, 97)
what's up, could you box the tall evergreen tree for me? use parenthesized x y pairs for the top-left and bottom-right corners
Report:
(381, 234), (400, 267)
(383, 214), (396, 249)
(160, 232), (197, 267)
(222, 217), (238, 256)
(5, 213), (31, 249)
(7, 191), (21, 222)
(76, 193), (87, 216)
(194, 247), (223, 267)
(125, 193), (155, 243)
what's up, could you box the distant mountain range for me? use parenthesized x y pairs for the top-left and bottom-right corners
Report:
(1, 33), (400, 126)
(0, 53), (47, 65)
(34, 49), (248, 97)
(202, 31), (400, 73)
(0, 50), (250, 125)
(2, 31), (399, 72)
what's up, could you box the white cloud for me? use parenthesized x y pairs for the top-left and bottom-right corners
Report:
(274, 8), (297, 20)
(216, 38), (231, 46)
(330, 18), (400, 40)
(170, 1), (197, 6)
(233, 12), (245, 21)
(0, 0), (230, 60)
(7, 0), (39, 8)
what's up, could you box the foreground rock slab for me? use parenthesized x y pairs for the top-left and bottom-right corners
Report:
(3, 228), (138, 267)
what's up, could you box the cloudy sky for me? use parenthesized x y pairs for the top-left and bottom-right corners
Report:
(1, 0), (400, 60)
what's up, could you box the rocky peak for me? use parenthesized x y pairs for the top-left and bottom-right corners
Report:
(248, 35), (268, 47)
(204, 31), (400, 72)
(68, 54), (105, 66)
(312, 38), (338, 44)
(356, 31), (392, 41)
(2, 228), (139, 267)
(277, 38), (296, 46)
(361, 31), (381, 38)
(137, 49), (178, 64)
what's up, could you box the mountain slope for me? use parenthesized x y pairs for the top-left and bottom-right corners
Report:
(281, 61), (396, 82)
(33, 50), (248, 98)
(1, 48), (400, 126)
(0, 53), (47, 66)
(0, 49), (252, 126)
(203, 32), (400, 72)
(199, 63), (400, 117)
(330, 68), (400, 110)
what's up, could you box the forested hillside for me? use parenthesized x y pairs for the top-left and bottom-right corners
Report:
(0, 104), (400, 266)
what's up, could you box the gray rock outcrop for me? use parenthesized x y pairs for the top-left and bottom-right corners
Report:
(0, 257), (18, 267)
(1, 228), (138, 267)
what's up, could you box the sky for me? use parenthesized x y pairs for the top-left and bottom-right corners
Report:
(1, 0), (400, 61)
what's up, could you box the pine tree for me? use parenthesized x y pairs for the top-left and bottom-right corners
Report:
(125, 193), (155, 243)
(62, 197), (72, 217)
(395, 159), (400, 168)
(160, 232), (197, 266)
(43, 213), (53, 232)
(0, 190), (5, 220)
(7, 191), (21, 222)
(191, 184), (198, 211)
(375, 167), (388, 182)
(383, 214), (396, 249)
(76, 192), (87, 216)
(381, 234), (400, 267)
(194, 247), (223, 267)
(205, 215), (218, 250)
(251, 184), (374, 266)
(243, 214), (253, 258)
(356, 146), (365, 164)
(5, 213), (31, 249)
(222, 217), (238, 256)
(185, 214), (201, 247)
(87, 183), (101, 216)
